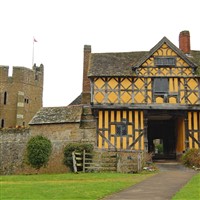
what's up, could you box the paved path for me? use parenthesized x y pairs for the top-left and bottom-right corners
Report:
(102, 160), (197, 200)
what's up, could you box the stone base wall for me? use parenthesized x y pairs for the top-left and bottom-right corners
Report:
(0, 128), (31, 175)
(0, 122), (96, 175)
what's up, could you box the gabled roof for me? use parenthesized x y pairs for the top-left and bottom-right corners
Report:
(132, 36), (198, 69)
(29, 105), (82, 125)
(88, 37), (200, 77)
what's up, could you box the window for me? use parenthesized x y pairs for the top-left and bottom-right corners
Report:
(1, 119), (4, 128)
(154, 78), (169, 93)
(116, 119), (127, 136)
(4, 92), (7, 105)
(155, 57), (175, 66)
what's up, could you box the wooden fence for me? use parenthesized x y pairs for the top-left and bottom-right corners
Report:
(72, 150), (144, 173)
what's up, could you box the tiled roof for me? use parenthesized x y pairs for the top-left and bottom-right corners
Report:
(88, 37), (200, 77)
(188, 50), (200, 74)
(88, 51), (148, 77)
(29, 105), (82, 125)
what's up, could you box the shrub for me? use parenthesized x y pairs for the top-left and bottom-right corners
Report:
(63, 143), (94, 171)
(181, 148), (200, 168)
(27, 135), (52, 169)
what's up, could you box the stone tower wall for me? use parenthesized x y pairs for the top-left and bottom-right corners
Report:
(0, 64), (44, 128)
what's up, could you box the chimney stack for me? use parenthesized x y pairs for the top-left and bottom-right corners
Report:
(81, 45), (91, 104)
(179, 30), (190, 54)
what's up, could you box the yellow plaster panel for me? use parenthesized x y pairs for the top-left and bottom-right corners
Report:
(95, 78), (105, 89)
(111, 111), (115, 122)
(108, 78), (118, 89)
(121, 92), (131, 103)
(123, 111), (127, 119)
(134, 111), (139, 129)
(128, 111), (132, 122)
(176, 58), (189, 67)
(156, 97), (164, 103)
(188, 93), (198, 104)
(121, 78), (131, 89)
(169, 97), (177, 104)
(116, 111), (121, 122)
(111, 125), (115, 134)
(99, 111), (103, 129)
(128, 125), (132, 135)
(188, 112), (192, 130)
(134, 92), (145, 103)
(104, 111), (108, 128)
(108, 92), (118, 103)
(94, 92), (105, 103)
(176, 118), (185, 153)
(187, 79), (198, 90)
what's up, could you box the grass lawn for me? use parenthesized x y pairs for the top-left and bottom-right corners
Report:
(172, 172), (200, 200)
(0, 172), (154, 200)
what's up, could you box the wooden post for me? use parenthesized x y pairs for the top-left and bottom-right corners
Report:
(83, 150), (86, 172)
(72, 151), (77, 173)
(137, 153), (141, 172)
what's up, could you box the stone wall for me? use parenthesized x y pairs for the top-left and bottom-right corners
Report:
(0, 122), (96, 175)
(0, 128), (31, 175)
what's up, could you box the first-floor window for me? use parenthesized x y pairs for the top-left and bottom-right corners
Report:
(116, 123), (127, 136)
(154, 78), (169, 94)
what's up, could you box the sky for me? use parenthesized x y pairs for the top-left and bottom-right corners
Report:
(0, 0), (199, 107)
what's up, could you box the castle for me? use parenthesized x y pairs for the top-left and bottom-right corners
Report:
(1, 30), (200, 174)
(0, 64), (43, 128)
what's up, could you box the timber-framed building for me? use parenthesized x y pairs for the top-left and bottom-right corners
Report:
(81, 30), (200, 159)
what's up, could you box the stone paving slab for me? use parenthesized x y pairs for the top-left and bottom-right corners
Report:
(102, 161), (197, 200)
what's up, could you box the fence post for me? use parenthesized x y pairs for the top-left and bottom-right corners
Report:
(72, 151), (77, 173)
(137, 152), (141, 172)
(83, 150), (86, 172)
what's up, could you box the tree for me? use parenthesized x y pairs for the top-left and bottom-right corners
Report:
(27, 135), (52, 169)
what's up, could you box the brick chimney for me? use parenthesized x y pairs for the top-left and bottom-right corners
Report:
(81, 45), (91, 104)
(179, 30), (190, 54)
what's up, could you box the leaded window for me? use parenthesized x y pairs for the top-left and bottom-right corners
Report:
(154, 78), (169, 93)
(155, 57), (175, 66)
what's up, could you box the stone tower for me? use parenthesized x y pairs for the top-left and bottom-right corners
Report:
(0, 64), (44, 128)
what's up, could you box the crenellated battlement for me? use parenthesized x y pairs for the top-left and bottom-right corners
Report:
(0, 64), (43, 86)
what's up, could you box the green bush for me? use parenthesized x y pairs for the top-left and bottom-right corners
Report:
(63, 143), (94, 171)
(156, 144), (163, 154)
(27, 135), (52, 169)
(181, 148), (200, 168)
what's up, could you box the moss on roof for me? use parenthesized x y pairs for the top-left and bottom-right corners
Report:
(188, 50), (200, 74)
(88, 51), (148, 77)
(29, 105), (82, 125)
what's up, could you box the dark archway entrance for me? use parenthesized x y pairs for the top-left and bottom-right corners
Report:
(147, 118), (176, 159)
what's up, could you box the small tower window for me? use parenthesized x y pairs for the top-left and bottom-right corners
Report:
(1, 119), (4, 128)
(4, 92), (7, 105)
